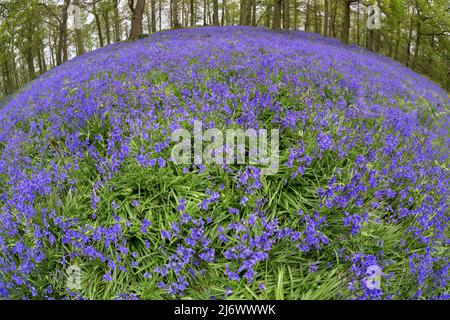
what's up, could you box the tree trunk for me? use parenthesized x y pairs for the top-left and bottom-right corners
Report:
(212, 0), (219, 25)
(104, 9), (111, 44)
(159, 0), (162, 30)
(315, 0), (321, 33)
(93, 2), (104, 47)
(251, 0), (257, 26)
(283, 0), (290, 30)
(113, 0), (121, 41)
(240, 0), (247, 25)
(293, 0), (298, 30)
(341, 0), (351, 44)
(57, 0), (70, 65)
(72, 0), (85, 55)
(203, 0), (207, 25)
(394, 22), (401, 60)
(40, 38), (47, 72)
(329, 0), (337, 37)
(412, 20), (421, 69)
(151, 0), (157, 32)
(221, 0), (226, 25)
(129, 0), (146, 39)
(145, 2), (151, 32)
(323, 0), (328, 36)
(272, 0), (282, 30)
(367, 29), (374, 51)
(190, 0), (195, 26)
(173, 0), (181, 28)
(406, 15), (413, 67)
(305, 0), (310, 31)
(25, 50), (36, 81)
(356, 2), (360, 45)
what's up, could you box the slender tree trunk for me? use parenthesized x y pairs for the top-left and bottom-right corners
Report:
(145, 2), (151, 32)
(212, 0), (219, 25)
(150, 0), (156, 32)
(37, 49), (44, 74)
(173, 0), (181, 28)
(25, 50), (36, 81)
(93, 2), (104, 47)
(406, 15), (413, 67)
(240, 0), (246, 25)
(314, 0), (320, 33)
(252, 0), (257, 26)
(57, 0), (70, 65)
(231, 4), (235, 25)
(374, 29), (380, 52)
(203, 0), (207, 25)
(394, 22), (401, 60)
(40, 38), (47, 72)
(305, 0), (310, 31)
(240, 0), (251, 25)
(49, 33), (56, 68)
(283, 0), (290, 30)
(293, 0), (298, 30)
(413, 20), (421, 69)
(103, 10), (111, 44)
(341, 0), (351, 44)
(129, 0), (146, 39)
(190, 0), (195, 26)
(113, 0), (121, 41)
(356, 2), (360, 45)
(159, 0), (162, 30)
(221, 0), (226, 25)
(367, 29), (374, 51)
(329, 0), (337, 37)
(3, 60), (15, 94)
(272, 0), (282, 30)
(323, 0), (329, 36)
(72, 0), (85, 55)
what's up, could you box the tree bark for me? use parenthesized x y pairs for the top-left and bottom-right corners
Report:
(93, 2), (104, 47)
(356, 2), (360, 45)
(212, 0), (219, 25)
(272, 0), (282, 30)
(406, 15), (413, 67)
(172, 0), (181, 28)
(329, 0), (337, 37)
(150, 0), (156, 32)
(103, 8), (111, 44)
(190, 0), (195, 26)
(413, 20), (421, 69)
(72, 0), (85, 55)
(367, 29), (374, 51)
(394, 22), (401, 60)
(203, 0), (207, 25)
(341, 0), (351, 44)
(323, 0), (329, 36)
(159, 0), (162, 30)
(283, 0), (290, 30)
(251, 0), (257, 26)
(129, 0), (146, 39)
(57, 0), (70, 65)
(221, 0), (226, 25)
(113, 0), (121, 41)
